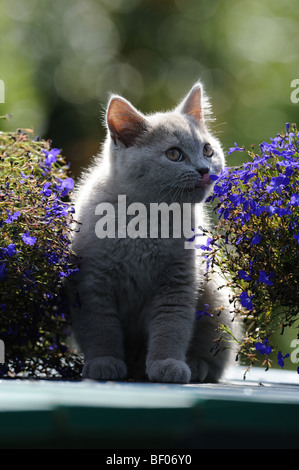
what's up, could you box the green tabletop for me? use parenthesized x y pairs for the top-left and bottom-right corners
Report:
(0, 367), (298, 449)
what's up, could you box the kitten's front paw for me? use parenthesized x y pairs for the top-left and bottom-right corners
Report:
(188, 358), (209, 383)
(188, 358), (222, 383)
(146, 359), (191, 384)
(82, 356), (127, 381)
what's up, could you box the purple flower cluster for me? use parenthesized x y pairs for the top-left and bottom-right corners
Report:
(208, 132), (299, 241)
(204, 124), (299, 372)
(42, 148), (60, 167)
(255, 340), (292, 370)
(0, 130), (80, 379)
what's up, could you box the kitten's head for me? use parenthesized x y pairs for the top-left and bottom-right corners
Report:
(105, 81), (225, 204)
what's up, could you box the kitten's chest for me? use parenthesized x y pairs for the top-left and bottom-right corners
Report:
(113, 237), (192, 309)
(117, 237), (174, 284)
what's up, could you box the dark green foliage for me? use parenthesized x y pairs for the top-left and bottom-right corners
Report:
(0, 126), (81, 378)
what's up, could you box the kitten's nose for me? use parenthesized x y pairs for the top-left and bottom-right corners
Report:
(196, 167), (209, 177)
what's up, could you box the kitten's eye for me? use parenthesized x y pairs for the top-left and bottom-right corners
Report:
(165, 147), (184, 162)
(203, 143), (214, 158)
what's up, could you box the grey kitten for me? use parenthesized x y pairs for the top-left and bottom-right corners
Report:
(67, 81), (235, 383)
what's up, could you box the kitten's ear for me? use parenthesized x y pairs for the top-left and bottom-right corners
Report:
(177, 82), (205, 124)
(106, 96), (147, 147)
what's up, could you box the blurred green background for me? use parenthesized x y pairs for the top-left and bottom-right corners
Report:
(1, 0), (298, 176)
(0, 0), (298, 370)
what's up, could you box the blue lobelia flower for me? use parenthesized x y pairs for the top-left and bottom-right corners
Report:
(209, 174), (220, 182)
(21, 230), (37, 246)
(42, 148), (60, 167)
(59, 267), (79, 278)
(196, 237), (213, 251)
(250, 233), (262, 246)
(255, 339), (272, 355)
(45, 251), (60, 265)
(228, 143), (245, 155)
(237, 270), (252, 281)
(239, 291), (254, 310)
(290, 194), (299, 206)
(272, 207), (292, 217)
(4, 210), (21, 224)
(277, 351), (290, 368)
(266, 174), (290, 195)
(41, 182), (52, 197)
(258, 270), (274, 286)
(56, 177), (74, 197)
(5, 243), (16, 257)
(195, 304), (212, 320)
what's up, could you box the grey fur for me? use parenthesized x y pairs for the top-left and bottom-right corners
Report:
(67, 81), (237, 383)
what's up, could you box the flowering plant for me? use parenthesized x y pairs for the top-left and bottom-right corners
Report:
(204, 123), (299, 374)
(0, 127), (81, 378)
